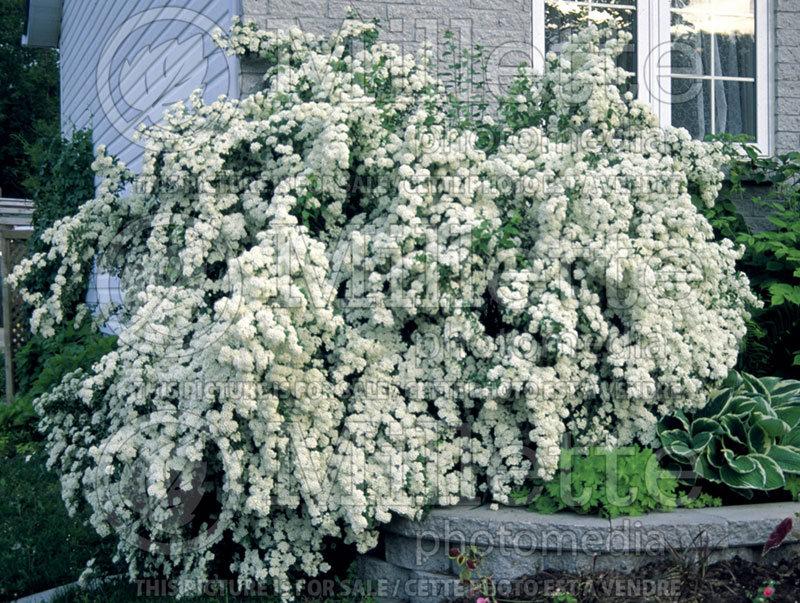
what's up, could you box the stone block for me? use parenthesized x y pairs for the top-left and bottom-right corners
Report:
(384, 532), (452, 573)
(608, 508), (731, 555)
(355, 555), (413, 597)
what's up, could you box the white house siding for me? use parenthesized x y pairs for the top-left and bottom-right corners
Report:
(59, 0), (241, 324)
(60, 0), (241, 171)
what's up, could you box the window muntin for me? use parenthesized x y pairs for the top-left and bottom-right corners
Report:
(532, 0), (771, 152)
(668, 0), (757, 139)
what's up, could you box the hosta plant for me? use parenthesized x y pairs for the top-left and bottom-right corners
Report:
(9, 13), (758, 598)
(658, 371), (800, 496)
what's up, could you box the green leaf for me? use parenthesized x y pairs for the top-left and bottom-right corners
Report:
(660, 430), (694, 460)
(691, 431), (713, 452)
(694, 453), (722, 482)
(720, 463), (766, 489)
(721, 415), (748, 445)
(783, 429), (800, 448)
(726, 454), (757, 474)
(727, 395), (759, 417)
(696, 389), (732, 418)
(748, 424), (768, 454)
(742, 372), (770, 397)
(767, 445), (800, 474)
(758, 376), (785, 397)
(770, 380), (800, 405)
(691, 418), (723, 437)
(759, 417), (791, 438)
(707, 438), (725, 468)
(775, 404), (800, 429)
(658, 415), (688, 435)
(749, 454), (786, 489)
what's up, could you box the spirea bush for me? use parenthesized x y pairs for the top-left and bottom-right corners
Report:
(9, 15), (758, 596)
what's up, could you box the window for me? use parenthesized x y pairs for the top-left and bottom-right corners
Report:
(532, 0), (772, 153)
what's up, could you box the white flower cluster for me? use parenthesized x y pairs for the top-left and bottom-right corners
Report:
(11, 17), (757, 597)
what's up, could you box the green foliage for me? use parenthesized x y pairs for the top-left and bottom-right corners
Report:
(511, 445), (721, 519)
(658, 371), (800, 498)
(0, 0), (60, 198)
(785, 474), (800, 501)
(439, 29), (490, 132)
(0, 324), (116, 459)
(701, 136), (800, 377)
(0, 127), (99, 460)
(0, 395), (39, 459)
(13, 322), (117, 409)
(20, 127), (95, 321)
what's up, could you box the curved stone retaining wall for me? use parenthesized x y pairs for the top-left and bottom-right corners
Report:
(356, 502), (800, 603)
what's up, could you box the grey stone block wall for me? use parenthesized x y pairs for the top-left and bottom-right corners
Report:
(239, 0), (532, 98)
(356, 503), (800, 603)
(775, 0), (800, 154)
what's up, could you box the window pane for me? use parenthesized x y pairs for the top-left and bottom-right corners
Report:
(671, 10), (711, 76)
(717, 79), (756, 137)
(669, 0), (756, 139)
(716, 31), (755, 79)
(545, 1), (637, 93)
(670, 78), (711, 139)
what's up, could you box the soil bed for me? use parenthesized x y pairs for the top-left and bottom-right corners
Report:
(446, 556), (800, 602)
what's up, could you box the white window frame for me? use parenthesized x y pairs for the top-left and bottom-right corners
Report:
(531, 1), (773, 154)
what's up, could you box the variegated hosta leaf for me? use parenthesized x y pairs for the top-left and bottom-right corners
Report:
(707, 438), (725, 468)
(660, 429), (694, 460)
(748, 424), (768, 454)
(691, 417), (722, 436)
(776, 403), (800, 430)
(696, 389), (732, 419)
(694, 453), (721, 482)
(749, 454), (786, 490)
(771, 380), (800, 407)
(720, 462), (766, 490)
(691, 431), (713, 452)
(767, 445), (800, 474)
(724, 450), (755, 474)
(764, 376), (800, 399)
(760, 417), (791, 438)
(721, 415), (748, 445)
(742, 372), (770, 398)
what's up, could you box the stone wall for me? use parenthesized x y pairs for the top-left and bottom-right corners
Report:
(239, 0), (532, 98)
(356, 503), (800, 603)
(775, 0), (800, 154)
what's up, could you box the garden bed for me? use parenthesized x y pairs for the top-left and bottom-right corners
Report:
(357, 503), (800, 603)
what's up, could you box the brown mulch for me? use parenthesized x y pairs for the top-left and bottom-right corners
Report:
(445, 556), (800, 602)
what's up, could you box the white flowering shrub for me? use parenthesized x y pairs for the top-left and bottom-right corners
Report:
(10, 15), (758, 595)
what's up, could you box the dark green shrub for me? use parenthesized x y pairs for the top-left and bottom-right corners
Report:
(0, 127), (102, 459)
(20, 127), (95, 322)
(700, 138), (800, 378)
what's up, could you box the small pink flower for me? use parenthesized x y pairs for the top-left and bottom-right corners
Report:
(763, 586), (774, 598)
(476, 598), (489, 603)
